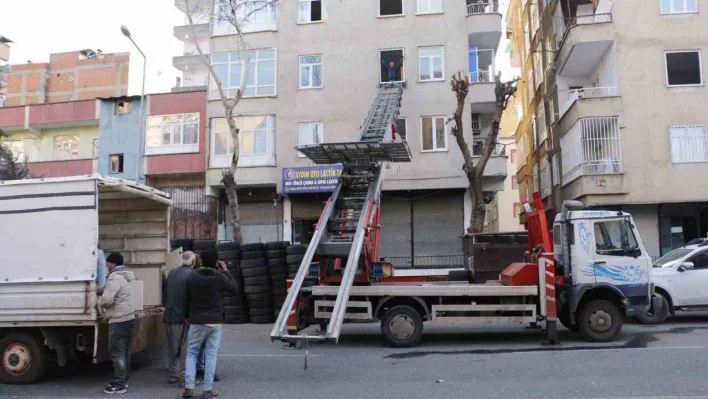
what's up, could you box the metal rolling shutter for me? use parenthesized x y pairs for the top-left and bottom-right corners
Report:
(226, 200), (283, 243)
(291, 195), (328, 220)
(412, 191), (464, 257)
(378, 194), (412, 263)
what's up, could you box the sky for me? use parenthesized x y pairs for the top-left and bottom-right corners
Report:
(0, 0), (184, 95)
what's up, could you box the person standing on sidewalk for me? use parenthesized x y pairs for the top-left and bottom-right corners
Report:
(182, 249), (240, 399)
(163, 251), (197, 386)
(97, 252), (135, 395)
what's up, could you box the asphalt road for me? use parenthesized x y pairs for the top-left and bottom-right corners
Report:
(3, 315), (708, 399)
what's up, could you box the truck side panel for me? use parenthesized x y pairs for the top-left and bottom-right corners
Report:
(0, 282), (96, 325)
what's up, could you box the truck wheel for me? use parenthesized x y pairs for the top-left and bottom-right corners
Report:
(381, 305), (424, 348)
(578, 300), (622, 342)
(0, 332), (48, 384)
(637, 294), (670, 325)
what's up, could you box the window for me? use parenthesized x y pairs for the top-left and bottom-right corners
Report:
(1, 140), (26, 163)
(297, 122), (323, 157)
(380, 0), (403, 16)
(299, 55), (323, 89)
(395, 118), (407, 140)
(418, 46), (444, 82)
(661, 0), (698, 14)
(513, 202), (522, 217)
(472, 139), (484, 156)
(510, 149), (517, 164)
(109, 154), (124, 174)
(420, 116), (447, 151)
(552, 153), (560, 186)
(665, 51), (702, 87)
(54, 136), (80, 160)
(380, 49), (405, 83)
(145, 113), (199, 155)
(530, 3), (539, 36)
(526, 68), (534, 105)
(594, 220), (639, 256)
(210, 49), (276, 99)
(214, 0), (277, 35)
(512, 175), (518, 189)
(298, 0), (322, 23)
(115, 101), (132, 115)
(533, 52), (543, 90)
(670, 125), (708, 163)
(211, 115), (276, 168)
(536, 103), (547, 146)
(92, 139), (99, 159)
(417, 0), (442, 14)
(687, 250), (708, 269)
(471, 113), (481, 135)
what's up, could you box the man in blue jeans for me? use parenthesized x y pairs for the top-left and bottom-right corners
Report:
(182, 250), (239, 398)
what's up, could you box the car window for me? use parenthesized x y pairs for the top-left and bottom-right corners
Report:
(687, 250), (708, 270)
(594, 220), (638, 256)
(654, 248), (693, 268)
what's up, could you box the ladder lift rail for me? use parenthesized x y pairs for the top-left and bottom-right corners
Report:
(325, 166), (386, 341)
(270, 183), (343, 341)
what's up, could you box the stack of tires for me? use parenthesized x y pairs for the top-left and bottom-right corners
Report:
(170, 238), (194, 252)
(240, 243), (273, 324)
(265, 242), (289, 318)
(192, 240), (216, 263)
(217, 242), (247, 324)
(286, 244), (308, 279)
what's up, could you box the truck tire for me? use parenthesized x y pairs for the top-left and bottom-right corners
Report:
(578, 300), (622, 342)
(242, 266), (268, 278)
(637, 294), (670, 325)
(380, 305), (424, 348)
(0, 332), (48, 385)
(286, 245), (307, 255)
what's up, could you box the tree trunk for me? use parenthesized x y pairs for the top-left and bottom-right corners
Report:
(222, 105), (243, 244)
(468, 173), (487, 233)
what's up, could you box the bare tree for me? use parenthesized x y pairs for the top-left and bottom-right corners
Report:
(0, 128), (30, 180)
(183, 0), (281, 243)
(449, 72), (518, 233)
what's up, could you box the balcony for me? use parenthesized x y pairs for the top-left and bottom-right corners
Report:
(466, 1), (503, 50)
(173, 23), (210, 42)
(558, 86), (621, 134)
(556, 13), (614, 77)
(0, 42), (9, 63)
(468, 48), (497, 112)
(561, 116), (623, 186)
(173, 52), (207, 72)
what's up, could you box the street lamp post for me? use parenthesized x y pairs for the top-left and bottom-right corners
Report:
(120, 25), (146, 182)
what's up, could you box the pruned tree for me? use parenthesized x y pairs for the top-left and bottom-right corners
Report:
(0, 128), (30, 180)
(449, 72), (518, 233)
(183, 0), (282, 243)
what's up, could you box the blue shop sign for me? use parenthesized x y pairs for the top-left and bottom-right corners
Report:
(282, 165), (343, 194)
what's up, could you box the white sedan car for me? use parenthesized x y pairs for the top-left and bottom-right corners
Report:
(638, 241), (708, 324)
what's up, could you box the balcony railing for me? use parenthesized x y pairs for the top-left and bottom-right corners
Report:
(466, 1), (499, 15)
(559, 86), (619, 118)
(561, 116), (623, 184)
(557, 13), (613, 50)
(469, 48), (496, 84)
(470, 70), (492, 83)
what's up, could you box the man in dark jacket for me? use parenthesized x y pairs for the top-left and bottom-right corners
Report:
(381, 56), (404, 82)
(163, 251), (196, 385)
(182, 249), (239, 399)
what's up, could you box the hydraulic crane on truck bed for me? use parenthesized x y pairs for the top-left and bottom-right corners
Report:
(271, 84), (410, 343)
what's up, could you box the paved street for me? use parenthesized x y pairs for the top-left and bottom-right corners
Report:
(3, 316), (708, 399)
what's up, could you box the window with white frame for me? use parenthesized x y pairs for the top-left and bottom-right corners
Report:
(210, 49), (276, 99)
(396, 118), (407, 140)
(539, 157), (551, 198)
(533, 52), (543, 90)
(661, 0), (698, 14)
(420, 116), (447, 151)
(213, 0), (277, 35)
(297, 122), (323, 157)
(145, 113), (199, 155)
(211, 115), (276, 168)
(418, 46), (444, 81)
(670, 125), (708, 163)
(299, 55), (323, 89)
(531, 116), (538, 150)
(526, 68), (534, 104)
(536, 102), (547, 146)
(380, 49), (405, 83)
(298, 0), (322, 23)
(665, 51), (702, 87)
(417, 0), (442, 14)
(471, 113), (482, 134)
(54, 136), (80, 160)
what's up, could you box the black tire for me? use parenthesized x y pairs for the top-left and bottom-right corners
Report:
(227, 267), (242, 278)
(286, 254), (305, 265)
(637, 294), (670, 325)
(267, 258), (288, 268)
(223, 296), (245, 306)
(241, 258), (266, 270)
(268, 264), (287, 275)
(558, 309), (579, 332)
(224, 259), (240, 269)
(272, 295), (286, 303)
(216, 241), (241, 252)
(286, 245), (307, 255)
(264, 241), (289, 250)
(250, 314), (274, 324)
(224, 305), (247, 315)
(224, 314), (249, 324)
(218, 251), (240, 261)
(288, 273), (297, 280)
(244, 275), (270, 286)
(241, 251), (265, 261)
(193, 240), (216, 251)
(242, 266), (268, 278)
(170, 238), (194, 251)
(249, 307), (273, 317)
(248, 300), (273, 310)
(578, 300), (623, 342)
(0, 332), (48, 384)
(266, 249), (287, 259)
(241, 243), (265, 252)
(244, 283), (270, 294)
(247, 292), (272, 301)
(380, 305), (424, 348)
(270, 273), (287, 282)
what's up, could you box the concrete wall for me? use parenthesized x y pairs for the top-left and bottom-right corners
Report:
(623, 204), (660, 258)
(97, 98), (145, 182)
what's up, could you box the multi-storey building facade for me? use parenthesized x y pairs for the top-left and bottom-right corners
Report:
(174, 0), (508, 262)
(0, 35), (11, 107)
(508, 0), (708, 257)
(4, 50), (129, 107)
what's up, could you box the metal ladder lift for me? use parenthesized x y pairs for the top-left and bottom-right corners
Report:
(271, 84), (411, 343)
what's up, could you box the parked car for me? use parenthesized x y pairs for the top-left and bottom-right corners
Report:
(638, 240), (708, 324)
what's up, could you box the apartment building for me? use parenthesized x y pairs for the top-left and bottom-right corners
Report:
(174, 0), (508, 261)
(508, 0), (708, 257)
(4, 49), (129, 107)
(0, 35), (11, 107)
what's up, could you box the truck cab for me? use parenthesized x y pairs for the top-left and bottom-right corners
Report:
(553, 204), (656, 339)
